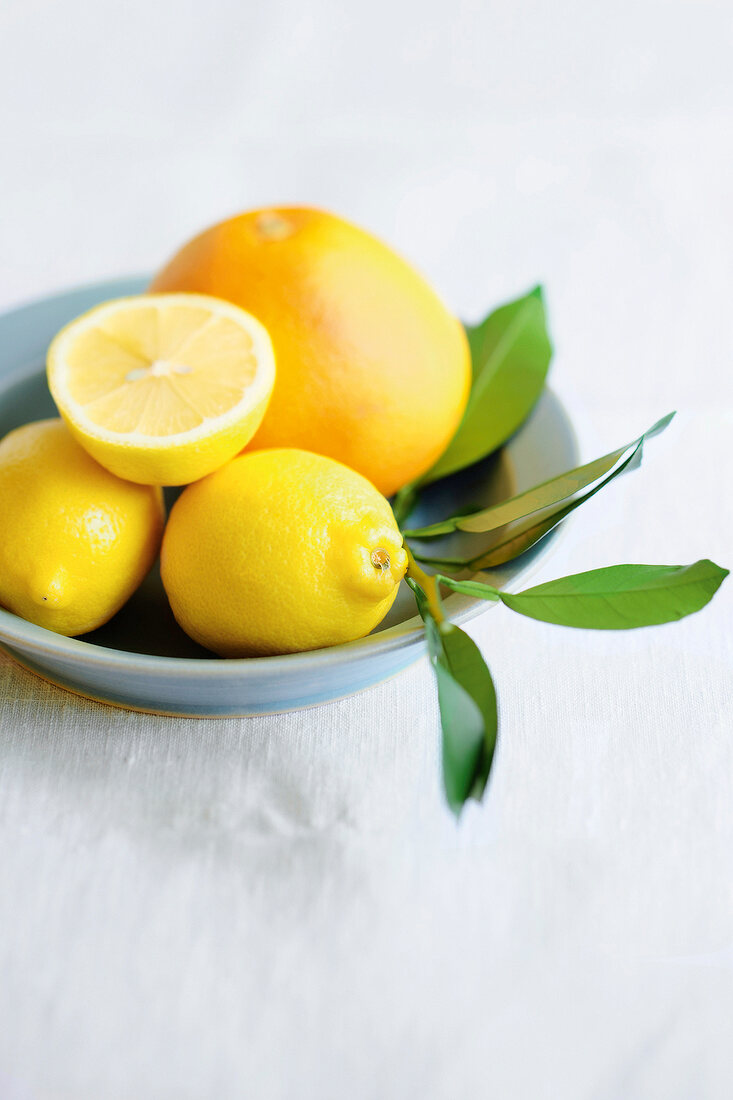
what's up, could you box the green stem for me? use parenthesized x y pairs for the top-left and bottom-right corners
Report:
(405, 546), (444, 624)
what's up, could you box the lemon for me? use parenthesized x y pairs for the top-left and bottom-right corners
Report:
(161, 449), (408, 656)
(47, 292), (276, 485)
(0, 419), (164, 637)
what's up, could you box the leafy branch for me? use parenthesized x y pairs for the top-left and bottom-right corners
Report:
(407, 554), (728, 815)
(394, 284), (727, 814)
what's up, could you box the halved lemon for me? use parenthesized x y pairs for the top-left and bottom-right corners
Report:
(47, 293), (276, 485)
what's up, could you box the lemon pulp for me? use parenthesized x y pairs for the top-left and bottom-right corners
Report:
(47, 293), (276, 485)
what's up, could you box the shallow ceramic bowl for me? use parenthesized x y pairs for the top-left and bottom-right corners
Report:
(0, 278), (578, 715)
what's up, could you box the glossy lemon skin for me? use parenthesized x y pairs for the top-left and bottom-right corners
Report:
(150, 207), (471, 497)
(0, 420), (164, 636)
(161, 449), (408, 657)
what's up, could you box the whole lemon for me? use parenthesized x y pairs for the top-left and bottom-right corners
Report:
(0, 419), (164, 636)
(150, 207), (471, 497)
(161, 449), (408, 656)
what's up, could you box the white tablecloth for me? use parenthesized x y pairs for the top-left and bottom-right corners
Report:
(1, 1), (732, 1096)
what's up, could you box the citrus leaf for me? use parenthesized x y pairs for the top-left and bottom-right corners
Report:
(407, 577), (498, 814)
(392, 286), (552, 526)
(410, 413), (674, 572)
(436, 575), (501, 601)
(405, 575), (431, 618)
(405, 412), (674, 539)
(499, 560), (729, 629)
(434, 627), (498, 813)
(424, 286), (552, 485)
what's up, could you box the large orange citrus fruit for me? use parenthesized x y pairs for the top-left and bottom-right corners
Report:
(150, 207), (471, 497)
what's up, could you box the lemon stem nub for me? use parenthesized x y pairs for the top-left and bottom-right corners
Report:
(371, 548), (391, 572)
(255, 211), (294, 240)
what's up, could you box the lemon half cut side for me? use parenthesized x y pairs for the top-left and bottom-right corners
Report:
(47, 293), (276, 485)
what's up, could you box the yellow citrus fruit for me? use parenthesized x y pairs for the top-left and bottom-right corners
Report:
(161, 449), (408, 657)
(0, 419), (164, 636)
(47, 292), (276, 485)
(150, 207), (471, 497)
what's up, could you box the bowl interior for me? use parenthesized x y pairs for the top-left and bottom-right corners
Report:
(0, 278), (578, 661)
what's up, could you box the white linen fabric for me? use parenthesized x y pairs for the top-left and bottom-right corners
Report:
(1, 1), (732, 1096)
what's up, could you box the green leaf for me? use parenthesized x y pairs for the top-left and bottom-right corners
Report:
(499, 560), (729, 629)
(435, 626), (498, 813)
(424, 286), (552, 485)
(392, 287), (553, 526)
(407, 577), (498, 814)
(410, 413), (675, 572)
(405, 575), (430, 618)
(436, 575), (501, 601)
(405, 412), (674, 540)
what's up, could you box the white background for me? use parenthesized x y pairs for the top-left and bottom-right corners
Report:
(1, 1), (733, 1097)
